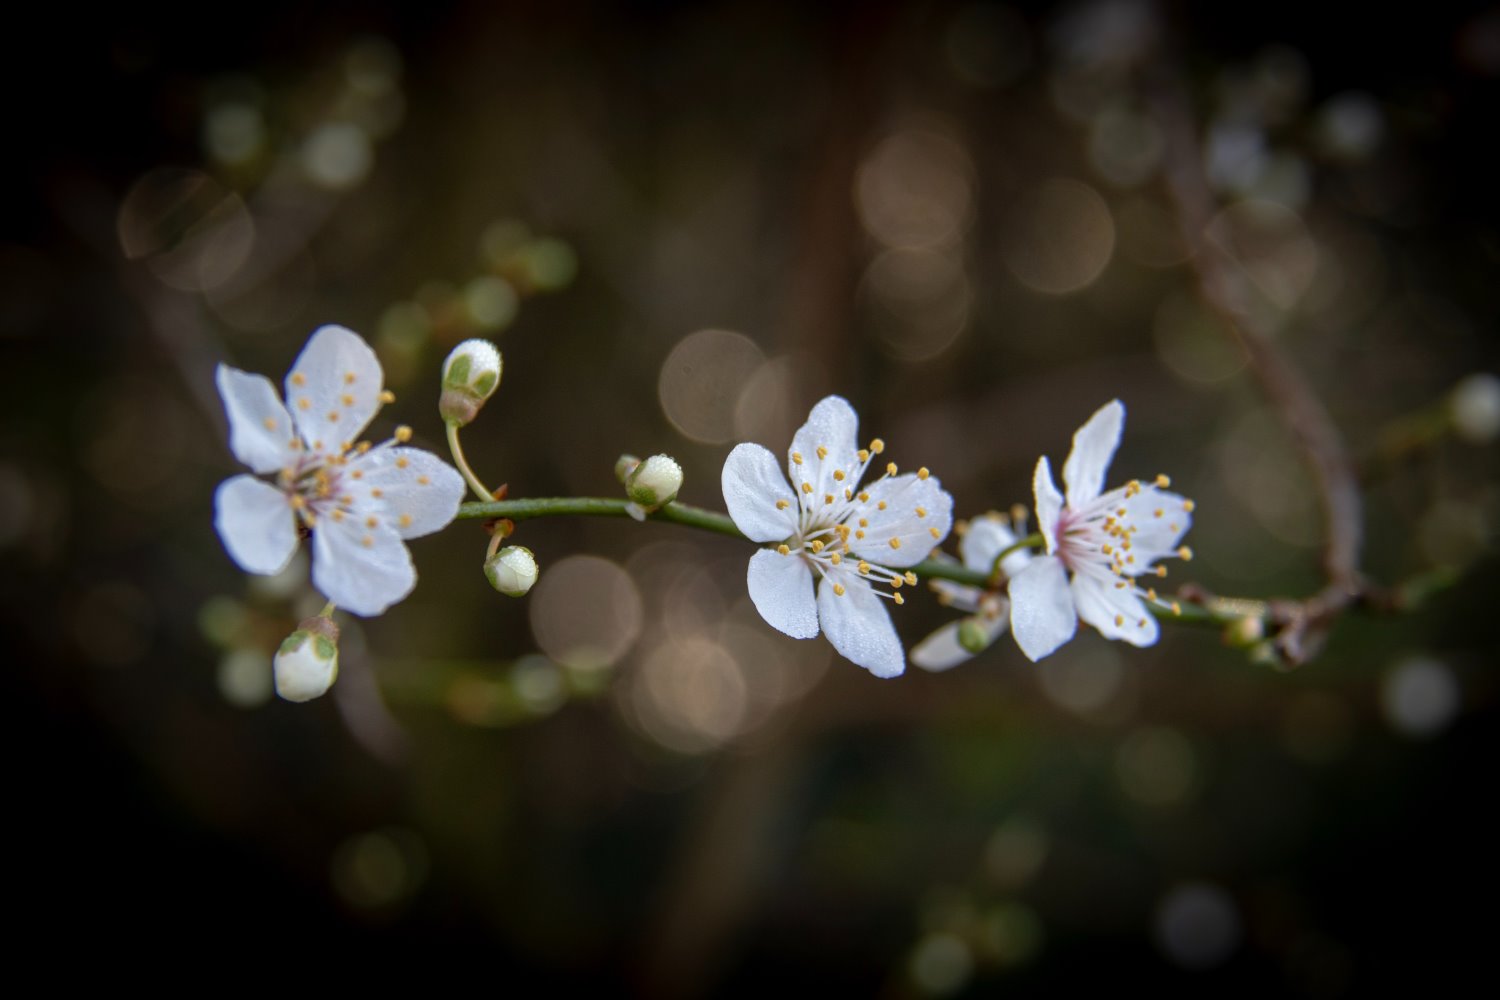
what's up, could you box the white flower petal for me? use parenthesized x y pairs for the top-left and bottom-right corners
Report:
(817, 569), (904, 678)
(352, 447), (465, 539)
(789, 395), (860, 505)
(214, 475), (299, 575)
(910, 622), (971, 672)
(1062, 399), (1124, 509)
(961, 517), (1031, 579)
(216, 365), (297, 474)
(849, 472), (953, 567)
(1033, 457), (1064, 554)
(312, 517), (415, 616)
(1009, 555), (1078, 662)
(746, 548), (819, 639)
(1071, 574), (1159, 647)
(285, 325), (385, 450)
(722, 443), (799, 543)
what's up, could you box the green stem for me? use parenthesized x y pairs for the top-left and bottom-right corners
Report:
(447, 422), (495, 503)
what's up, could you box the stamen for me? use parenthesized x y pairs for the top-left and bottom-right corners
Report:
(1155, 474), (1171, 488)
(379, 390), (395, 403)
(1183, 499), (1196, 512)
(858, 518), (869, 528)
(776, 499), (789, 510)
(399, 514), (413, 528)
(331, 510), (345, 522)
(833, 583), (845, 596)
(904, 572), (917, 586)
(869, 438), (885, 454)
(327, 411), (340, 422)
(858, 492), (870, 503)
(810, 541), (825, 553)
(341, 394), (355, 406)
(857, 561), (871, 574)
(886, 462), (897, 476)
(890, 576), (902, 589)
(371, 488), (383, 498)
(1114, 614), (1124, 627)
(792, 452), (803, 465)
(915, 507), (926, 518)
(297, 398), (311, 410)
(877, 501), (887, 511)
(342, 372), (355, 385)
(802, 482), (813, 494)
(855, 530), (865, 539)
(1171, 601), (1182, 615)
(262, 417), (276, 431)
(928, 527), (940, 539)
(365, 516), (379, 528)
(833, 470), (845, 481)
(889, 537), (901, 550)
(395, 426), (413, 443)
(829, 552), (842, 565)
(1177, 546), (1193, 561)
(917, 467), (929, 480)
(351, 470), (363, 480)
(893, 593), (904, 605)
(824, 494), (835, 505)
(857, 449), (870, 463)
(777, 544), (790, 555)
(1155, 565), (1168, 577)
(361, 535), (374, 548)
(396, 457), (409, 469)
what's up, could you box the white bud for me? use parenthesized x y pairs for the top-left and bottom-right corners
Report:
(1451, 373), (1500, 443)
(626, 454), (683, 509)
(485, 545), (538, 597)
(273, 617), (340, 703)
(440, 338), (504, 426)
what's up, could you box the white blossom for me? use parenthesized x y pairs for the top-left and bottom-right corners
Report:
(721, 396), (953, 677)
(1009, 400), (1194, 661)
(910, 515), (1032, 671)
(213, 325), (465, 616)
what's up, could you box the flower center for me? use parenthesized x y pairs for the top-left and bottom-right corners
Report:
(1053, 475), (1196, 619)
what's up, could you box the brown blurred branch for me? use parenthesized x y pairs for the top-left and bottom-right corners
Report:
(1148, 74), (1365, 664)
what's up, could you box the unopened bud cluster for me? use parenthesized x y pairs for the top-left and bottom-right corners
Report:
(617, 453), (683, 520)
(440, 339), (503, 427)
(274, 615), (340, 702)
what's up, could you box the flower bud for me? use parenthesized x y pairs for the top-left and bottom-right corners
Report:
(614, 454), (641, 485)
(1451, 373), (1500, 444)
(273, 616), (340, 703)
(626, 454), (683, 508)
(485, 545), (538, 597)
(958, 616), (993, 654)
(439, 338), (503, 426)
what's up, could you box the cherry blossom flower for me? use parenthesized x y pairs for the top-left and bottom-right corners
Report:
(1008, 400), (1194, 661)
(910, 514), (1033, 671)
(721, 395), (953, 677)
(213, 325), (465, 616)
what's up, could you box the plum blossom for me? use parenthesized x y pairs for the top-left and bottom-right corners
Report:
(721, 396), (953, 677)
(910, 514), (1033, 671)
(1009, 400), (1194, 661)
(213, 325), (465, 616)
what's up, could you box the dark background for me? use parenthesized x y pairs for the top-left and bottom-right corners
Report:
(4, 1), (1498, 993)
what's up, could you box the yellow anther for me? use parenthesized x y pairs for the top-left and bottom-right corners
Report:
(928, 526), (940, 539)
(1169, 522), (1179, 532)
(816, 445), (828, 460)
(776, 499), (789, 510)
(289, 372), (306, 387)
(855, 530), (865, 539)
(399, 514), (413, 528)
(830, 552), (842, 565)
(1171, 601), (1182, 615)
(378, 390), (395, 403)
(342, 372), (356, 385)
(792, 452), (804, 465)
(418, 476), (431, 485)
(870, 438), (885, 454)
(1115, 581), (1127, 589)
(824, 494), (835, 505)
(304, 513), (317, 526)
(810, 540), (825, 553)
(361, 534), (374, 548)
(858, 491), (870, 503)
(262, 417), (276, 431)
(777, 544), (790, 555)
(1117, 507), (1127, 517)
(327, 411), (340, 422)
(833, 469), (845, 481)
(858, 561), (871, 574)
(341, 394), (355, 406)
(1155, 565), (1168, 577)
(357, 442), (372, 454)
(837, 525), (851, 538)
(371, 488), (383, 498)
(395, 425), (413, 443)
(288, 439), (302, 450)
(858, 518), (869, 528)
(889, 537), (901, 550)
(917, 467), (929, 480)
(877, 501), (887, 511)
(351, 470), (363, 480)
(1137, 618), (1147, 628)
(890, 576), (902, 589)
(893, 593), (905, 606)
(915, 506), (927, 518)
(297, 398), (311, 410)
(396, 456), (409, 469)
(1183, 499), (1196, 513)
(1114, 614), (1124, 627)
(1102, 544), (1113, 555)
(1154, 509), (1164, 518)
(365, 515), (379, 528)
(331, 510), (345, 522)
(833, 583), (845, 596)
(1177, 546), (1194, 561)
(1155, 474), (1171, 488)
(802, 482), (813, 494)
(857, 449), (870, 463)
(1147, 588), (1158, 601)
(886, 462), (897, 476)
(904, 572), (917, 586)
(289, 495), (306, 509)
(845, 489), (853, 500)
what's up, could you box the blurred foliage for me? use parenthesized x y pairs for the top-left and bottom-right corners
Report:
(3, 0), (1499, 993)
